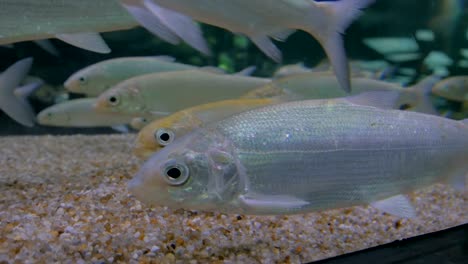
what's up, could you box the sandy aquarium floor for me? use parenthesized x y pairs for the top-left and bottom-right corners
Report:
(0, 134), (466, 263)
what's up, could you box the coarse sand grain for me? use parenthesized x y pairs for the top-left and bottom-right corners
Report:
(0, 134), (466, 263)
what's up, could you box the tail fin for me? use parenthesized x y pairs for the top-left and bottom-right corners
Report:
(406, 75), (440, 115)
(0, 58), (36, 127)
(307, 0), (376, 93)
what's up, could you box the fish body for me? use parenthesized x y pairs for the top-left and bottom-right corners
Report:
(134, 98), (281, 159)
(432, 76), (468, 102)
(0, 0), (139, 52)
(94, 70), (271, 115)
(64, 56), (196, 96)
(37, 98), (144, 127)
(129, 98), (468, 215)
(139, 0), (377, 92)
(244, 73), (438, 114)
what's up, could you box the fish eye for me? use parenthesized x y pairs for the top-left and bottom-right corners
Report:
(78, 76), (87, 85)
(107, 95), (120, 106)
(163, 162), (190, 186)
(155, 128), (175, 146)
(399, 103), (412, 110)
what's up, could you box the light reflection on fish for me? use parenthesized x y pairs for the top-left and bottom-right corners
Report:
(129, 94), (467, 216)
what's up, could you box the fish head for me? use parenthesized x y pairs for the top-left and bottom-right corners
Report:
(133, 112), (203, 159)
(64, 66), (97, 95)
(94, 84), (145, 114)
(36, 107), (70, 126)
(129, 128), (242, 211)
(130, 117), (150, 130)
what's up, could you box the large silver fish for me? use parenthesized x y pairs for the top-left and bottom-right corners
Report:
(127, 0), (377, 92)
(129, 94), (467, 216)
(0, 0), (205, 54)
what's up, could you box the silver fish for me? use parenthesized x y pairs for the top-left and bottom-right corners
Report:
(129, 0), (377, 92)
(0, 0), (203, 53)
(129, 94), (467, 216)
(36, 98), (148, 128)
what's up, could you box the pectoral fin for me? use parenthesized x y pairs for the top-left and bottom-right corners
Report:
(56, 32), (111, 54)
(239, 193), (308, 212)
(371, 194), (416, 218)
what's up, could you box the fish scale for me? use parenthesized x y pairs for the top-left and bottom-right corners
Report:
(129, 99), (467, 215)
(212, 102), (467, 212)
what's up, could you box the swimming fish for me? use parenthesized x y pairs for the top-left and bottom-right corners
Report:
(0, 0), (205, 54)
(94, 70), (271, 115)
(65, 56), (189, 96)
(432, 76), (468, 102)
(0, 58), (37, 127)
(128, 94), (468, 216)
(128, 0), (377, 92)
(243, 73), (439, 114)
(37, 98), (149, 128)
(134, 98), (282, 159)
(64, 56), (252, 97)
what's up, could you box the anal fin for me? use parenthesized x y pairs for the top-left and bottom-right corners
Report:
(250, 35), (282, 63)
(56, 32), (111, 54)
(371, 194), (416, 218)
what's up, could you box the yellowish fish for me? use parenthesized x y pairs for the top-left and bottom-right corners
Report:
(134, 97), (281, 159)
(94, 70), (271, 116)
(243, 73), (440, 115)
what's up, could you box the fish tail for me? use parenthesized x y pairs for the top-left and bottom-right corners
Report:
(0, 58), (36, 127)
(406, 75), (440, 115)
(305, 0), (376, 93)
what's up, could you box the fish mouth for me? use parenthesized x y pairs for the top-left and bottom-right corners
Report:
(132, 142), (155, 160)
(63, 79), (75, 91)
(93, 99), (111, 112)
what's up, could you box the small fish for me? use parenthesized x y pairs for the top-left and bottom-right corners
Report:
(94, 70), (271, 115)
(128, 0), (377, 92)
(128, 93), (467, 216)
(37, 98), (148, 128)
(65, 56), (190, 96)
(134, 98), (281, 159)
(432, 76), (468, 102)
(243, 73), (439, 115)
(64, 56), (254, 97)
(0, 58), (37, 127)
